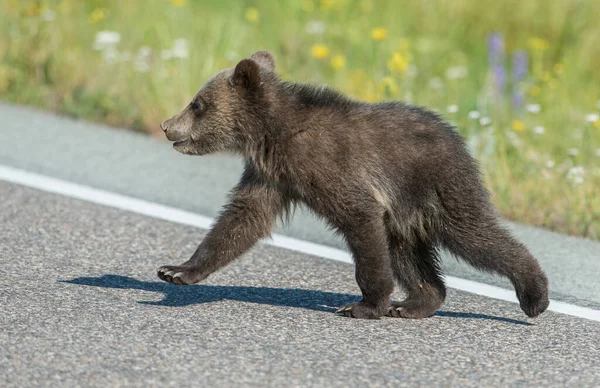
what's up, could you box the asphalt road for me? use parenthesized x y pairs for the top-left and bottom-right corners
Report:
(1, 103), (599, 309)
(1, 181), (600, 387)
(1, 103), (600, 386)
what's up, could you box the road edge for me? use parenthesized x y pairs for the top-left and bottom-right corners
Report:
(1, 164), (599, 322)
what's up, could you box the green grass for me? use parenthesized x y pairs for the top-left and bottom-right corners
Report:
(1, 0), (599, 239)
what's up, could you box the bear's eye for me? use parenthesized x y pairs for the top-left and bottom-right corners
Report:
(190, 99), (204, 115)
(190, 101), (200, 112)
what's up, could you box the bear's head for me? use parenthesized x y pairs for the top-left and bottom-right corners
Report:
(160, 51), (276, 156)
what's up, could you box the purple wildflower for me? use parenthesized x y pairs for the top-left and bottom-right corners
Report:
(487, 32), (504, 67)
(493, 64), (507, 97)
(513, 50), (528, 81)
(512, 87), (525, 109)
(487, 32), (506, 99)
(512, 50), (528, 109)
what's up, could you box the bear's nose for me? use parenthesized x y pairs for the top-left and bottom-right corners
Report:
(160, 121), (169, 133)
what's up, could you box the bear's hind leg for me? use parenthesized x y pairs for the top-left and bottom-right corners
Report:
(441, 216), (549, 318)
(386, 232), (446, 319)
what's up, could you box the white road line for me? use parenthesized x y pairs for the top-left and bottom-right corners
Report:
(1, 164), (599, 322)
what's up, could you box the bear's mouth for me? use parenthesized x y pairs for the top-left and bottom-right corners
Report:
(172, 139), (191, 147)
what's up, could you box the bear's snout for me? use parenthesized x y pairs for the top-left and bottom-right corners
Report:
(160, 116), (190, 143)
(160, 120), (169, 133)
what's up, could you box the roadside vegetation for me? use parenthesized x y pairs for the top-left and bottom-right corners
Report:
(1, 0), (599, 239)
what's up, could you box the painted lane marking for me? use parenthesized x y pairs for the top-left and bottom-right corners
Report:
(1, 164), (598, 322)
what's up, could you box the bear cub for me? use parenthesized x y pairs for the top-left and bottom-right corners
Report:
(158, 51), (549, 319)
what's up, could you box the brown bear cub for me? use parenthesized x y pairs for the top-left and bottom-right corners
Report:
(158, 51), (549, 319)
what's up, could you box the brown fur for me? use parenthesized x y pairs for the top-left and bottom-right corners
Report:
(157, 51), (549, 319)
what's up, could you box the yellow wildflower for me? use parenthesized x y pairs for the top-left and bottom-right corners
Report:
(541, 71), (552, 82)
(319, 0), (340, 11)
(554, 63), (564, 75)
(311, 44), (329, 60)
(528, 86), (541, 97)
(371, 27), (388, 41)
(594, 120), (600, 129)
(88, 8), (105, 24)
(378, 76), (399, 96)
(170, 0), (186, 7)
(364, 92), (378, 102)
(512, 120), (525, 132)
(330, 55), (346, 70)
(245, 7), (260, 23)
(387, 52), (409, 74)
(26, 2), (41, 16)
(302, 0), (315, 11)
(529, 37), (549, 51)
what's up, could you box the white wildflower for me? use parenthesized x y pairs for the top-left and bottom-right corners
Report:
(526, 104), (541, 114)
(479, 117), (492, 126)
(42, 10), (56, 22)
(93, 31), (121, 51)
(161, 39), (189, 60)
(534, 126), (545, 134)
(305, 20), (326, 35)
(445, 66), (468, 80)
(567, 166), (584, 185)
(135, 46), (152, 72)
(586, 113), (599, 123)
(568, 166), (584, 175)
(138, 46), (152, 57)
(447, 105), (459, 113)
(429, 77), (443, 89)
(546, 160), (555, 168)
(468, 110), (480, 120)
(172, 38), (189, 59)
(596, 148), (600, 157)
(568, 148), (579, 156)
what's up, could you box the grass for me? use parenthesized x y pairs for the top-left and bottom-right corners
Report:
(1, 0), (599, 239)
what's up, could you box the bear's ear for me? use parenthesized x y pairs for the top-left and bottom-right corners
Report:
(231, 59), (261, 91)
(250, 51), (275, 71)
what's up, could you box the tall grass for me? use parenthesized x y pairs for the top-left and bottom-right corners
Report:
(1, 0), (599, 239)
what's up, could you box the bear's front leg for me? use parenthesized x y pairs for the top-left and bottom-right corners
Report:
(158, 169), (286, 285)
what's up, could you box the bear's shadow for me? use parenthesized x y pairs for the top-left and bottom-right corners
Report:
(60, 274), (532, 325)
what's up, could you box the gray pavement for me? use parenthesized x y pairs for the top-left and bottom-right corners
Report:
(1, 102), (599, 308)
(1, 182), (600, 387)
